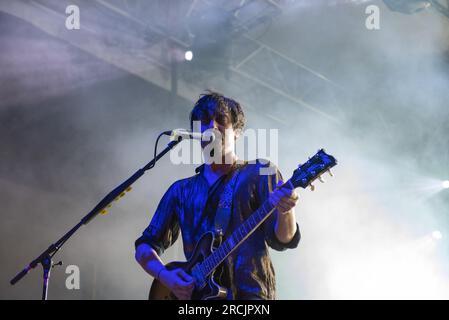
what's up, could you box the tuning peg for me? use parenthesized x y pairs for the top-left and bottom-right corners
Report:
(327, 169), (334, 177)
(126, 186), (132, 192)
(100, 209), (108, 215)
(318, 176), (325, 183)
(310, 183), (315, 191)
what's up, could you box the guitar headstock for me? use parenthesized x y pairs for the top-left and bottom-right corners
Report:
(289, 149), (337, 191)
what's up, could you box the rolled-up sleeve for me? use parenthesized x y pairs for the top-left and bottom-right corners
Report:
(257, 161), (301, 251)
(134, 182), (180, 256)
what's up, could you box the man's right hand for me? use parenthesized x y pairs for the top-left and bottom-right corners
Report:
(159, 268), (195, 300)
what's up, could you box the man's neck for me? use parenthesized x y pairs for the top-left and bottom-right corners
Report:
(204, 154), (237, 176)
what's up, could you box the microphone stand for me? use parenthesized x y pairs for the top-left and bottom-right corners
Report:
(10, 136), (183, 300)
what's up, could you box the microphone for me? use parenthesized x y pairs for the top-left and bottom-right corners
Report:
(162, 129), (214, 141)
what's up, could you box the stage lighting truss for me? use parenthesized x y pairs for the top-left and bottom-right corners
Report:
(1, 0), (346, 124)
(383, 0), (449, 18)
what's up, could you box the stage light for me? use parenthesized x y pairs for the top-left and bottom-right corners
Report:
(432, 230), (443, 240)
(442, 180), (449, 189)
(184, 50), (193, 61)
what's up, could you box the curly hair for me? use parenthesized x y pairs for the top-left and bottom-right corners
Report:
(190, 90), (246, 132)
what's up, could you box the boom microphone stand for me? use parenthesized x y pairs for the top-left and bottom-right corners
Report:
(10, 136), (183, 300)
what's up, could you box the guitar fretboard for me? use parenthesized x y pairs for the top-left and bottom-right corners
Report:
(198, 195), (278, 279)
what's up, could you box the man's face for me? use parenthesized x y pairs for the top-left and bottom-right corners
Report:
(199, 113), (238, 162)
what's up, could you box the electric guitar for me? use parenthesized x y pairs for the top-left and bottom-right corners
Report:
(149, 149), (337, 300)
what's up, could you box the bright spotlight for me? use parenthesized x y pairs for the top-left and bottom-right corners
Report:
(432, 231), (443, 240)
(442, 180), (449, 189)
(184, 50), (193, 61)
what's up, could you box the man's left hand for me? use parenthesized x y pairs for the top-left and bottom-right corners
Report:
(268, 180), (299, 214)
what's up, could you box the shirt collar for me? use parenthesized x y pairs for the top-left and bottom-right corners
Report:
(195, 164), (205, 174)
(194, 161), (248, 175)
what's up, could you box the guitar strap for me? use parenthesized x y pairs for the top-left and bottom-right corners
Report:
(214, 164), (243, 238)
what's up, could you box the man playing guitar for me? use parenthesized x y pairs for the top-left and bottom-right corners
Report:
(135, 91), (300, 300)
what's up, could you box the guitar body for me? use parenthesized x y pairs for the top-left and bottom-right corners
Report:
(148, 231), (228, 300)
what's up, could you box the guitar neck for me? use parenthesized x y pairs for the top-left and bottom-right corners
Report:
(196, 149), (337, 279)
(199, 186), (285, 277)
